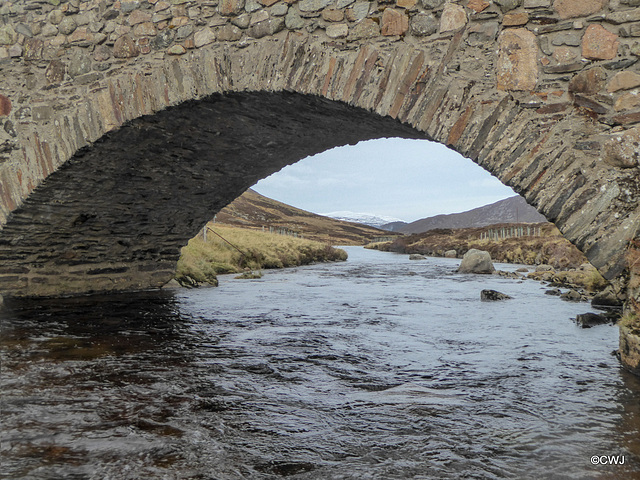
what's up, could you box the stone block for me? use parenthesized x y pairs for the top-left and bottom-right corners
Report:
(218, 24), (243, 40)
(349, 18), (379, 39)
(167, 44), (187, 54)
(411, 13), (438, 36)
(397, 0), (417, 7)
(614, 91), (640, 111)
(250, 10), (269, 25)
(58, 16), (77, 35)
(129, 10), (153, 25)
(467, 0), (490, 13)
(194, 27), (216, 47)
(503, 12), (529, 26)
(0, 26), (17, 45)
(299, 0), (332, 12)
(582, 25), (619, 60)
(602, 126), (640, 168)
(134, 22), (157, 36)
(346, 2), (371, 22)
(607, 71), (640, 92)
(113, 35), (140, 58)
(285, 9), (305, 29)
(322, 8), (344, 22)
(326, 23), (348, 38)
(553, 0), (606, 19)
(497, 28), (538, 91)
(568, 67), (607, 95)
(382, 8), (409, 36)
(440, 3), (467, 33)
(219, 0), (246, 16)
(247, 17), (284, 38)
(0, 95), (11, 117)
(552, 46), (576, 63)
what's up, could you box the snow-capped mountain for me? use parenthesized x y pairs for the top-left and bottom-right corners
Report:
(320, 211), (405, 229)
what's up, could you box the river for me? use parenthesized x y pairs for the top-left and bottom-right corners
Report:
(1, 247), (640, 479)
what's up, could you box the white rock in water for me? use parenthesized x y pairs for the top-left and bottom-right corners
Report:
(457, 249), (495, 274)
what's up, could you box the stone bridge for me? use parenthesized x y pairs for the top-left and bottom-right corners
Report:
(1, 0), (640, 307)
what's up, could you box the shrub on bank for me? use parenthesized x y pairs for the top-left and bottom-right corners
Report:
(175, 224), (347, 286)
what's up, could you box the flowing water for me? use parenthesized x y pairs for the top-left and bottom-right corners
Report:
(2, 247), (640, 480)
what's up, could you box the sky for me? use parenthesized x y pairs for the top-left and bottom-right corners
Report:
(252, 138), (516, 223)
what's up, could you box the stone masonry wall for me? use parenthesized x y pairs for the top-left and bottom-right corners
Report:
(1, 0), (640, 295)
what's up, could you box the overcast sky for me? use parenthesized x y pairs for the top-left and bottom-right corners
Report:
(253, 138), (516, 223)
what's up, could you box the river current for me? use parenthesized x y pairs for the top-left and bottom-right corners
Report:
(2, 247), (640, 479)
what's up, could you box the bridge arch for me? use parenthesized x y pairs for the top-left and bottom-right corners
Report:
(0, 0), (639, 298)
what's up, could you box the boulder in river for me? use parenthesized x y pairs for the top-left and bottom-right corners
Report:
(560, 289), (583, 302)
(409, 254), (426, 260)
(481, 289), (512, 301)
(457, 249), (495, 274)
(445, 250), (457, 258)
(575, 312), (610, 328)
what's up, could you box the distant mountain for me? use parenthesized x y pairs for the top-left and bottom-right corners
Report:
(214, 189), (396, 245)
(320, 211), (405, 229)
(386, 196), (547, 234)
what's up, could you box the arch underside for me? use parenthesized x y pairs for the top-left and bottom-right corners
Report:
(0, 92), (422, 296)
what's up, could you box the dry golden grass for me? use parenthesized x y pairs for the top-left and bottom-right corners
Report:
(176, 224), (347, 285)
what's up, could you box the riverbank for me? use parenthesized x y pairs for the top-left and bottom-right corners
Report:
(175, 224), (347, 287)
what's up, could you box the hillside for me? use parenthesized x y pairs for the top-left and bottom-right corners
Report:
(384, 196), (546, 234)
(213, 189), (397, 245)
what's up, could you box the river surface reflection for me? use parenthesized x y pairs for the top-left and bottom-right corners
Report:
(2, 247), (640, 479)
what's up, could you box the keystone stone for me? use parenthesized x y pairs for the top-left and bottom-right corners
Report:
(440, 3), (467, 33)
(497, 28), (538, 91)
(381, 8), (409, 36)
(582, 25), (619, 60)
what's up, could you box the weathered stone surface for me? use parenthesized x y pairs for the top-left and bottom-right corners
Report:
(326, 23), (348, 38)
(420, 0), (445, 8)
(481, 289), (512, 301)
(582, 24), (619, 60)
(503, 12), (529, 26)
(299, 0), (332, 12)
(217, 24), (243, 40)
(552, 46), (576, 63)
(497, 28), (538, 91)
(129, 10), (153, 25)
(322, 8), (344, 22)
(606, 8), (640, 25)
(113, 35), (139, 58)
(219, 0), (246, 15)
(381, 8), (409, 36)
(232, 14), (251, 28)
(247, 17), (284, 38)
(495, 0), (522, 12)
(568, 67), (607, 95)
(58, 16), (77, 35)
(134, 22), (157, 36)
(440, 3), (467, 33)
(411, 12), (438, 36)
(0, 95), (11, 117)
(553, 0), (607, 19)
(250, 10), (269, 25)
(397, 0), (417, 7)
(607, 71), (640, 92)
(346, 2), (370, 22)
(69, 51), (92, 78)
(194, 27), (216, 47)
(45, 60), (66, 84)
(602, 127), (640, 168)
(349, 18), (379, 39)
(285, 9), (305, 29)
(167, 44), (187, 54)
(468, 0), (490, 12)
(614, 91), (640, 111)
(458, 249), (495, 274)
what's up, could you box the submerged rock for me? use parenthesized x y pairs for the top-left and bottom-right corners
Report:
(409, 254), (426, 260)
(481, 289), (512, 301)
(457, 249), (495, 274)
(575, 312), (610, 328)
(560, 289), (583, 302)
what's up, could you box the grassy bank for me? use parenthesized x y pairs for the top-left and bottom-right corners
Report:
(367, 223), (587, 269)
(175, 224), (348, 286)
